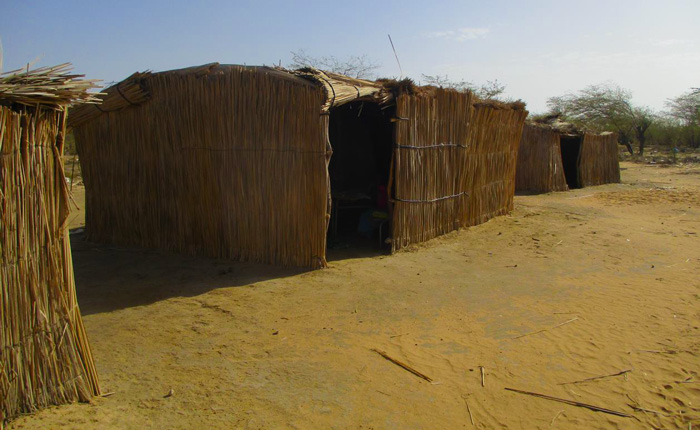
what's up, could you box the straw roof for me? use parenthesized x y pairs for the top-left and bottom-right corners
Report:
(0, 63), (101, 108)
(68, 62), (528, 129)
(289, 67), (393, 111)
(69, 63), (395, 127)
(529, 113), (583, 135)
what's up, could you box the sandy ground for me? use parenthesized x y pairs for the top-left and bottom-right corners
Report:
(9, 161), (700, 429)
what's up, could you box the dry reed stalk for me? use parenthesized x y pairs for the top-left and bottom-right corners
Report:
(371, 349), (433, 382)
(461, 394), (475, 426)
(515, 123), (568, 193)
(578, 132), (620, 186)
(558, 369), (632, 385)
(505, 388), (632, 418)
(512, 317), (578, 339)
(1, 88), (100, 423)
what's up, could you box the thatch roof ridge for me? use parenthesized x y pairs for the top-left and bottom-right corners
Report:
(474, 98), (527, 112)
(69, 63), (323, 128)
(0, 63), (101, 109)
(527, 114), (583, 135)
(286, 66), (392, 111)
(526, 116), (619, 138)
(70, 63), (388, 127)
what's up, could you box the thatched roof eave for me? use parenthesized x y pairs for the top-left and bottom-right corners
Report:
(286, 67), (393, 112)
(0, 63), (101, 110)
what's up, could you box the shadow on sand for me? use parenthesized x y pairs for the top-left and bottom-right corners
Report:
(70, 231), (387, 316)
(70, 231), (308, 316)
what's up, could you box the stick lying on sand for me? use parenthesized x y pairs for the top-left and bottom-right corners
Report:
(550, 410), (564, 427)
(461, 394), (475, 426)
(512, 317), (579, 339)
(504, 388), (632, 418)
(371, 349), (433, 382)
(558, 369), (632, 385)
(627, 404), (670, 417)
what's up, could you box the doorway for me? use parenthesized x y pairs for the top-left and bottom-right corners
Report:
(326, 101), (394, 256)
(560, 135), (582, 189)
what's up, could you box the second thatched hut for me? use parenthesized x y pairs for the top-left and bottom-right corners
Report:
(516, 118), (620, 193)
(70, 63), (527, 268)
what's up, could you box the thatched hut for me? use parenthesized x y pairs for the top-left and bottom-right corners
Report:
(515, 122), (568, 193)
(516, 118), (620, 192)
(0, 64), (101, 423)
(70, 63), (527, 268)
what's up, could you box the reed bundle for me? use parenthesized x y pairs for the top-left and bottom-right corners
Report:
(0, 65), (100, 425)
(578, 132), (620, 186)
(515, 123), (568, 193)
(74, 66), (330, 268)
(290, 67), (393, 111)
(392, 90), (527, 250)
(68, 71), (151, 128)
(0, 63), (100, 108)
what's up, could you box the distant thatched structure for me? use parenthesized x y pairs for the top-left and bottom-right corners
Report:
(0, 64), (101, 424)
(578, 132), (620, 186)
(70, 63), (527, 267)
(516, 116), (620, 191)
(515, 122), (568, 194)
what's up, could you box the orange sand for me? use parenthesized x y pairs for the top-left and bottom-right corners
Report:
(10, 161), (700, 429)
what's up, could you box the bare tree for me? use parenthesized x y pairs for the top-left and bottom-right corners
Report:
(420, 74), (506, 100)
(477, 79), (506, 100)
(665, 90), (700, 147)
(665, 90), (700, 126)
(289, 49), (380, 79)
(547, 83), (654, 155)
(421, 74), (473, 92)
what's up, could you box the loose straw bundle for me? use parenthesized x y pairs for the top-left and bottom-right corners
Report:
(0, 63), (101, 107)
(0, 64), (100, 425)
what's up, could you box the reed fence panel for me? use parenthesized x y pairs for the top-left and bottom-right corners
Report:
(74, 67), (329, 268)
(1, 106), (100, 423)
(392, 92), (526, 251)
(515, 124), (568, 193)
(579, 132), (621, 186)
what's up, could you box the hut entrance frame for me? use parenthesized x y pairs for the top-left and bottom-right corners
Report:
(327, 100), (395, 246)
(560, 135), (582, 189)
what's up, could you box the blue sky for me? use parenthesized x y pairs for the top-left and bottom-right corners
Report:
(2, 0), (698, 113)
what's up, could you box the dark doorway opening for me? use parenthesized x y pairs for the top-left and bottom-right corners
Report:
(327, 101), (394, 257)
(560, 136), (582, 189)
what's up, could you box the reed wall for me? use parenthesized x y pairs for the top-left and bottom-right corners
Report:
(74, 68), (330, 268)
(392, 91), (527, 251)
(579, 132), (621, 187)
(0, 106), (100, 423)
(515, 124), (568, 193)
